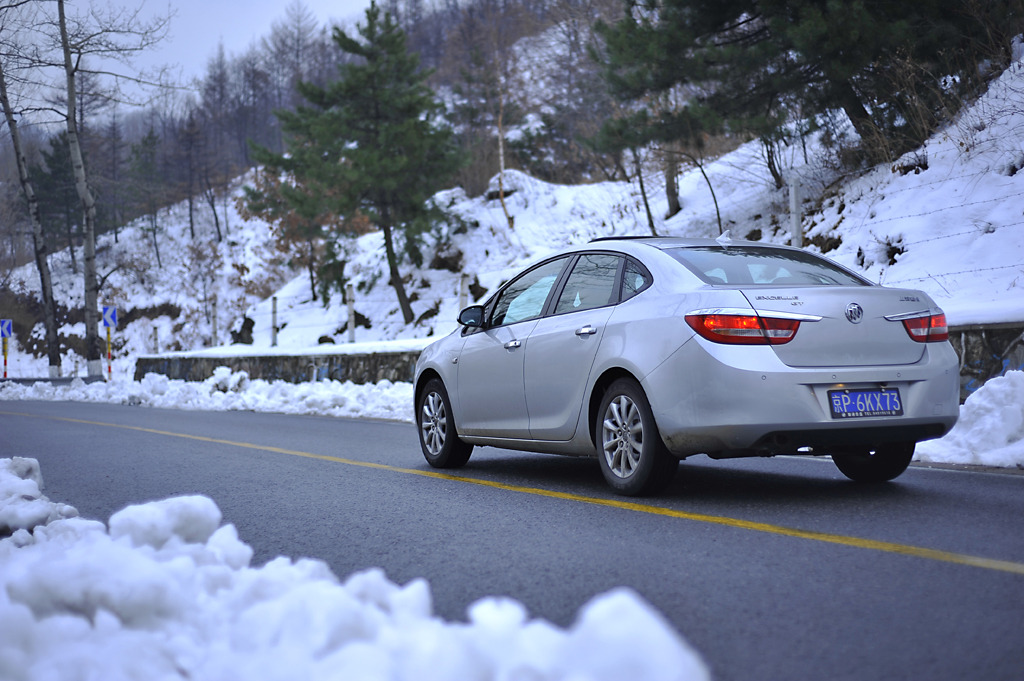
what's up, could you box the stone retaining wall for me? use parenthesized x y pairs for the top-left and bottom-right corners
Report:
(135, 323), (1024, 403)
(134, 351), (421, 385)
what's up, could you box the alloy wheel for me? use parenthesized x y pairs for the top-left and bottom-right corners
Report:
(602, 394), (644, 479)
(420, 391), (447, 457)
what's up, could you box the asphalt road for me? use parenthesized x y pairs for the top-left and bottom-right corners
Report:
(3, 401), (1023, 680)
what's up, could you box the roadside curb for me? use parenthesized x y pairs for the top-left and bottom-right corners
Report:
(912, 461), (1024, 476)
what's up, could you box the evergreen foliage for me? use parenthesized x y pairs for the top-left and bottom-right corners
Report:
(129, 128), (164, 268)
(30, 134), (80, 262)
(596, 0), (1024, 164)
(247, 1), (463, 323)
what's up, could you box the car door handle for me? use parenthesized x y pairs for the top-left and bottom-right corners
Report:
(503, 339), (522, 350)
(575, 325), (598, 337)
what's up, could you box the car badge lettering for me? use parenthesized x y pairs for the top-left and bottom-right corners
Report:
(845, 303), (864, 324)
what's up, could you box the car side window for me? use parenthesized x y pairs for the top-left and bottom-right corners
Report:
(491, 258), (568, 327)
(620, 258), (650, 301)
(553, 253), (621, 315)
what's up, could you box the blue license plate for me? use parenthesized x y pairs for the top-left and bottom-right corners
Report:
(828, 388), (903, 419)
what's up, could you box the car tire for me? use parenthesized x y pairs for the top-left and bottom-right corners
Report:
(832, 442), (915, 482)
(417, 378), (473, 468)
(596, 378), (677, 496)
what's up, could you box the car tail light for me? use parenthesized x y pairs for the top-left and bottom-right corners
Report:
(899, 312), (949, 343)
(685, 313), (800, 345)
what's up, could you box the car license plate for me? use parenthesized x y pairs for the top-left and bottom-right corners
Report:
(828, 388), (903, 419)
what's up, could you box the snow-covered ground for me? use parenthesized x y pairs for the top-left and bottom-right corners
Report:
(0, 457), (709, 681)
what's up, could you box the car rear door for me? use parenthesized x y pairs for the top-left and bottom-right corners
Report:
(523, 253), (621, 440)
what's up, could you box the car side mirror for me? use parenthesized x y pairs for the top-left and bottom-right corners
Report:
(458, 305), (485, 328)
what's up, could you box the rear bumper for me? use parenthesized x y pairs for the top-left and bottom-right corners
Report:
(643, 338), (960, 457)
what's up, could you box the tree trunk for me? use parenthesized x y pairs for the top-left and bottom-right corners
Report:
(761, 137), (785, 190)
(306, 238), (318, 302)
(632, 149), (658, 236)
(65, 214), (77, 273)
(58, 0), (103, 377)
(379, 207), (414, 324)
(836, 79), (877, 145)
(663, 150), (681, 219)
(149, 215), (162, 268)
(497, 93), (514, 230)
(689, 153), (723, 236)
(203, 181), (223, 241)
(0, 60), (62, 376)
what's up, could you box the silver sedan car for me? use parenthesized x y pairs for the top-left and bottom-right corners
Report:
(414, 237), (960, 495)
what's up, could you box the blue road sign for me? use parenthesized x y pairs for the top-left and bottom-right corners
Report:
(0, 319), (11, 338)
(102, 306), (117, 328)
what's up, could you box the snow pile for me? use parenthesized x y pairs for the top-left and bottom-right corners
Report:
(917, 370), (1024, 468)
(0, 369), (413, 423)
(0, 458), (710, 681)
(0, 458), (78, 536)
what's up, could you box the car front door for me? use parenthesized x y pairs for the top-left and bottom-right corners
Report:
(456, 257), (569, 438)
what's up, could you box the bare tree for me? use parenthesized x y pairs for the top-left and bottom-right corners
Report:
(49, 0), (170, 376)
(440, 0), (537, 200)
(199, 43), (236, 240)
(0, 1), (62, 376)
(263, 0), (320, 113)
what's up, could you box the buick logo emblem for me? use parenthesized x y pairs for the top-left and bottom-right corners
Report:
(845, 303), (864, 324)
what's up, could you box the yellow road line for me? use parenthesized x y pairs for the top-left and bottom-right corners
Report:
(7, 410), (1024, 577)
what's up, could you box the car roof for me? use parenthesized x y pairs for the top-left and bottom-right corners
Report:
(587, 235), (801, 253)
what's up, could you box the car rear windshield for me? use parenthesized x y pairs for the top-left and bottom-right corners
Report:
(666, 246), (870, 287)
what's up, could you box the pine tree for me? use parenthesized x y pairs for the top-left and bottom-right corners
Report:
(252, 1), (462, 324)
(129, 128), (163, 268)
(596, 0), (1024, 163)
(31, 134), (81, 270)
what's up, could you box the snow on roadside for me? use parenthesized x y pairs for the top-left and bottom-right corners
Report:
(0, 367), (414, 423)
(916, 370), (1024, 468)
(0, 457), (710, 681)
(2, 368), (1023, 469)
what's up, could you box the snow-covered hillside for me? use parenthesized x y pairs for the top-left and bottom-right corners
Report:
(5, 56), (1024, 379)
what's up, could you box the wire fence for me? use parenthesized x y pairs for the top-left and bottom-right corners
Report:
(847, 188), (1024, 230)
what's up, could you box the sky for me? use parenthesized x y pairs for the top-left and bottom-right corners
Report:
(130, 0), (373, 84)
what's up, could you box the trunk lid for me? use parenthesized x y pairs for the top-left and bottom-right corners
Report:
(741, 286), (931, 367)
